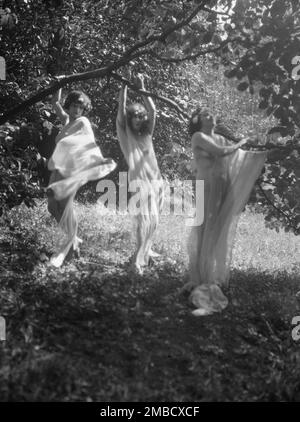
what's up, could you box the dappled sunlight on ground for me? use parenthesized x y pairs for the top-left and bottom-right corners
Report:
(1, 201), (300, 401)
(233, 210), (300, 274)
(6, 201), (299, 276)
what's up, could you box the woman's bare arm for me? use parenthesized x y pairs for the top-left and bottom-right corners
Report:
(51, 89), (69, 125)
(192, 132), (247, 157)
(136, 74), (156, 135)
(116, 84), (131, 159)
(117, 84), (127, 129)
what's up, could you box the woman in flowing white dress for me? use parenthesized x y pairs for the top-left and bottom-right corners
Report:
(116, 75), (163, 274)
(47, 89), (116, 267)
(186, 107), (267, 316)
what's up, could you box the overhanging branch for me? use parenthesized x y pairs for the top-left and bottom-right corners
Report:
(0, 0), (208, 125)
(111, 72), (189, 120)
(258, 183), (300, 234)
(203, 6), (231, 17)
(122, 0), (208, 58)
(147, 38), (235, 63)
(0, 63), (123, 125)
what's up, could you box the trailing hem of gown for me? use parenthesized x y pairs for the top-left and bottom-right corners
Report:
(189, 284), (229, 316)
(188, 135), (267, 315)
(48, 116), (117, 267)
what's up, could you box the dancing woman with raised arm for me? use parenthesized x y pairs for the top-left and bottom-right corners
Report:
(186, 107), (267, 316)
(47, 88), (116, 267)
(116, 74), (163, 274)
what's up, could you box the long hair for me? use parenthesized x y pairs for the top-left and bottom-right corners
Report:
(189, 106), (239, 142)
(64, 91), (92, 113)
(188, 106), (206, 136)
(126, 103), (150, 136)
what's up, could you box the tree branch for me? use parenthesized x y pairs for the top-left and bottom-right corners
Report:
(122, 0), (208, 59)
(245, 143), (300, 153)
(202, 6), (231, 17)
(111, 72), (189, 120)
(147, 38), (235, 63)
(0, 1), (208, 124)
(0, 61), (131, 125)
(258, 183), (300, 234)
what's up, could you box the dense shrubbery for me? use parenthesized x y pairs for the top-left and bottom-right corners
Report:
(0, 123), (42, 216)
(0, 0), (299, 234)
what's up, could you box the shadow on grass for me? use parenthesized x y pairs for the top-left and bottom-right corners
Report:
(0, 227), (45, 274)
(1, 227), (300, 401)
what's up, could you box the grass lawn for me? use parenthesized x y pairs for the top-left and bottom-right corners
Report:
(0, 201), (300, 401)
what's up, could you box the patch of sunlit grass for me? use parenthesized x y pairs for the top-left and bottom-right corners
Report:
(2, 200), (300, 402)
(233, 209), (299, 275)
(7, 202), (299, 276)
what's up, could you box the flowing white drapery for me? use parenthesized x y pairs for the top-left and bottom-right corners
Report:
(116, 122), (163, 267)
(48, 116), (116, 267)
(187, 135), (267, 316)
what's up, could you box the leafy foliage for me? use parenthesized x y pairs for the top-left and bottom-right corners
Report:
(0, 0), (299, 233)
(222, 0), (300, 137)
(216, 0), (300, 234)
(0, 123), (43, 216)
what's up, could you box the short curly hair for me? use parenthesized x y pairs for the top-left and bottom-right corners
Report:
(63, 90), (91, 113)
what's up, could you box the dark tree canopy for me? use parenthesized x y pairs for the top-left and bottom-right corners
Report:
(0, 0), (299, 233)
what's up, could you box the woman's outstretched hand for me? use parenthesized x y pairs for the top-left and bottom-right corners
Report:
(134, 73), (145, 90)
(237, 138), (248, 148)
(239, 137), (261, 149)
(51, 88), (62, 105)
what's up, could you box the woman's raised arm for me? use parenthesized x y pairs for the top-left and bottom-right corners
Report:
(135, 74), (156, 135)
(192, 132), (247, 157)
(51, 89), (69, 125)
(117, 84), (127, 129)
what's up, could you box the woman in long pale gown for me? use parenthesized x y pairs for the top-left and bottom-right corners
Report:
(116, 75), (163, 274)
(186, 108), (267, 316)
(47, 89), (116, 267)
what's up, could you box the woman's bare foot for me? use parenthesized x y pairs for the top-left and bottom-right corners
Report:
(148, 249), (161, 258)
(130, 262), (144, 276)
